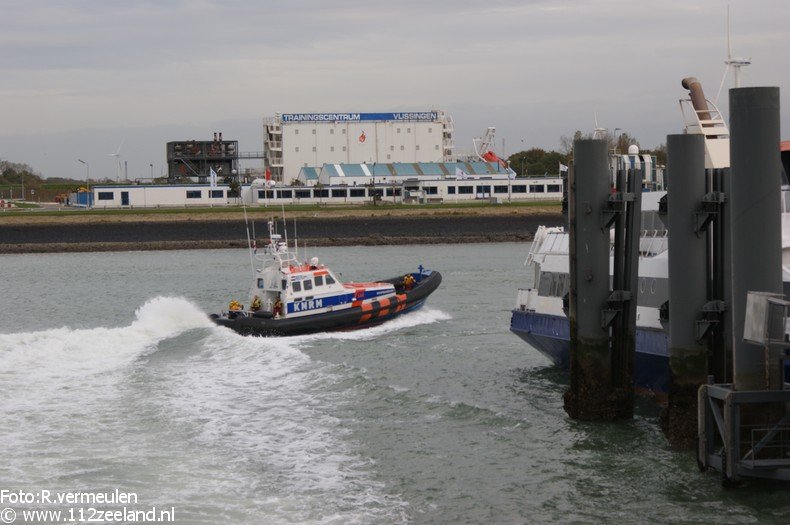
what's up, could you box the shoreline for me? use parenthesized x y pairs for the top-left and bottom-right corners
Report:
(0, 211), (563, 254)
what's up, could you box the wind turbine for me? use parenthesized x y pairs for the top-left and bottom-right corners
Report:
(107, 139), (124, 182)
(715, 5), (751, 104)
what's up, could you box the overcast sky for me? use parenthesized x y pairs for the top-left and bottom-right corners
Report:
(1, 0), (788, 180)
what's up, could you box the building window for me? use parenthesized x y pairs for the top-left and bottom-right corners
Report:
(400, 145), (404, 151)
(387, 154), (391, 160)
(547, 184), (562, 192)
(476, 185), (491, 194)
(428, 127), (433, 133)
(295, 146), (300, 152)
(435, 145), (440, 150)
(314, 189), (329, 198)
(295, 190), (311, 198)
(312, 129), (316, 134)
(330, 146), (335, 152)
(295, 129), (299, 135)
(97, 192), (114, 201)
(312, 146), (316, 152)
(331, 189), (347, 198)
(390, 145), (394, 151)
(186, 190), (201, 199)
(416, 145), (420, 151)
(277, 190), (293, 198)
(350, 188), (365, 197)
(458, 186), (473, 194)
(530, 185), (546, 193)
(330, 129), (334, 134)
(425, 186), (438, 195)
(342, 129), (346, 134)
(210, 189), (224, 198)
(342, 146), (347, 152)
(397, 128), (401, 133)
(407, 128), (411, 133)
(448, 186), (456, 194)
(512, 185), (527, 193)
(494, 186), (509, 194)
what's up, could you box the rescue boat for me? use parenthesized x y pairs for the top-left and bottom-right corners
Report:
(210, 220), (442, 336)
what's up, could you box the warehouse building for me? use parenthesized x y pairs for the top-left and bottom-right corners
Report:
(263, 110), (455, 184)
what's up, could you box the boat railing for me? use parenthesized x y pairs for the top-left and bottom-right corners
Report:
(641, 229), (669, 256)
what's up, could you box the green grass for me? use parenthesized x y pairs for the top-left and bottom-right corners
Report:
(6, 200), (562, 218)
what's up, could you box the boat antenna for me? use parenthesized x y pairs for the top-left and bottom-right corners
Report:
(242, 196), (255, 282)
(281, 202), (289, 252)
(294, 217), (299, 262)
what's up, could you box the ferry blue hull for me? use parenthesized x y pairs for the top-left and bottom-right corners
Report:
(510, 309), (670, 399)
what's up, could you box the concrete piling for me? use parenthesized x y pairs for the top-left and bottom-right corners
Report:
(729, 87), (783, 391)
(664, 134), (708, 447)
(565, 139), (624, 420)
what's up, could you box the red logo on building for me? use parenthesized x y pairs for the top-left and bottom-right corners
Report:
(359, 131), (366, 143)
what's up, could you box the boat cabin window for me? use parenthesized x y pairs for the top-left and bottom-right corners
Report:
(303, 279), (313, 291)
(293, 281), (302, 292)
(315, 275), (324, 286)
(281, 279), (287, 290)
(326, 275), (336, 285)
(257, 278), (265, 289)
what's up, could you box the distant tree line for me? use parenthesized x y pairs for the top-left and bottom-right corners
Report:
(507, 131), (667, 177)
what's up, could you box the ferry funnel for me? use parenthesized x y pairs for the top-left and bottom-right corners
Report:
(681, 77), (712, 121)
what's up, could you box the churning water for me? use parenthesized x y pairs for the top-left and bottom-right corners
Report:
(1, 244), (788, 524)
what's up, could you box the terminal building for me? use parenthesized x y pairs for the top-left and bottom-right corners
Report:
(263, 111), (455, 184)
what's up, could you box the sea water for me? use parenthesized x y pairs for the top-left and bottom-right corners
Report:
(1, 244), (788, 524)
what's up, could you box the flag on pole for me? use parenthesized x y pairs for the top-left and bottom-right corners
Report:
(210, 167), (218, 188)
(265, 167), (271, 182)
(559, 163), (569, 173)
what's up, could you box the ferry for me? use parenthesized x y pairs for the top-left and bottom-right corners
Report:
(211, 220), (442, 336)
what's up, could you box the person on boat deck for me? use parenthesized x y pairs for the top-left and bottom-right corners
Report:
(273, 297), (283, 317)
(229, 299), (243, 311)
(402, 274), (416, 291)
(250, 296), (262, 311)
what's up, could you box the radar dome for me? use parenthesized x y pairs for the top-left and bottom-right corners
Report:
(627, 144), (640, 155)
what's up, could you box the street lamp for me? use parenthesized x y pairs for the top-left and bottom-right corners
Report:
(150, 163), (153, 179)
(78, 159), (90, 208)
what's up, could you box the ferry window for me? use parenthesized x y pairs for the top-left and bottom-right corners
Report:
(458, 186), (473, 194)
(530, 185), (545, 193)
(186, 190), (201, 199)
(303, 280), (313, 291)
(257, 278), (264, 289)
(295, 190), (311, 198)
(210, 190), (224, 198)
(326, 275), (336, 285)
(448, 186), (456, 194)
(512, 185), (527, 193)
(547, 184), (561, 192)
(97, 192), (114, 201)
(315, 275), (324, 286)
(293, 281), (302, 292)
(494, 186), (508, 193)
(281, 279), (287, 290)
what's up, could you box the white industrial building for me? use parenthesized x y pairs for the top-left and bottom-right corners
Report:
(263, 111), (454, 184)
(87, 162), (563, 209)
